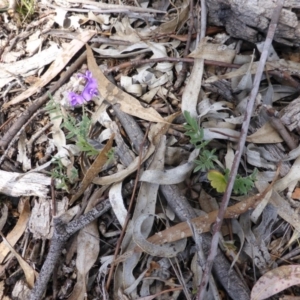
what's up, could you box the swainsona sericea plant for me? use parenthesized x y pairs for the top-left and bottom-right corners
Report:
(68, 70), (98, 106)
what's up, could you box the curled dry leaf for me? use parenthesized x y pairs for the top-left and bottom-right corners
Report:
(133, 214), (187, 257)
(119, 136), (166, 295)
(139, 148), (198, 185)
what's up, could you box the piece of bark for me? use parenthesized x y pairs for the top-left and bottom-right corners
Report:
(29, 199), (111, 300)
(0, 170), (50, 198)
(280, 97), (300, 134)
(206, 0), (300, 46)
(203, 79), (234, 101)
(112, 104), (147, 154)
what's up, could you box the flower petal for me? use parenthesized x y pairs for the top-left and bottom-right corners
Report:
(77, 70), (99, 101)
(81, 85), (98, 101)
(68, 92), (84, 106)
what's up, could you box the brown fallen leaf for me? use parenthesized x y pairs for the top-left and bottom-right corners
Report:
(69, 134), (114, 205)
(0, 198), (31, 263)
(247, 121), (283, 144)
(86, 45), (166, 123)
(291, 187), (300, 200)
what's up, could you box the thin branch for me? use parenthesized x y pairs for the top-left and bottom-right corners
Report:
(29, 199), (111, 300)
(104, 57), (240, 75)
(200, 0), (207, 40)
(197, 0), (285, 298)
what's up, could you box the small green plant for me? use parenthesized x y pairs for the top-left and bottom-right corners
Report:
(45, 96), (62, 118)
(106, 148), (115, 164)
(46, 96), (99, 156)
(62, 113), (99, 156)
(184, 111), (257, 195)
(50, 157), (78, 191)
(16, 0), (36, 22)
(225, 168), (258, 195)
(183, 111), (218, 171)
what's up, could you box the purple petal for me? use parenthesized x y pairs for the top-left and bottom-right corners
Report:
(78, 71), (94, 82)
(81, 84), (99, 101)
(68, 92), (84, 106)
(85, 71), (93, 79)
(77, 70), (98, 101)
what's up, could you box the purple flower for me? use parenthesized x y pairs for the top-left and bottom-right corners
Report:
(68, 70), (98, 106)
(80, 71), (98, 101)
(68, 91), (84, 106)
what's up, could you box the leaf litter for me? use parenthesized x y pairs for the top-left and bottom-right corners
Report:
(1, 0), (300, 299)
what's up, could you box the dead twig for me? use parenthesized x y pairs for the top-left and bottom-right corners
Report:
(104, 57), (240, 75)
(29, 199), (111, 300)
(197, 1), (285, 298)
(200, 0), (208, 42)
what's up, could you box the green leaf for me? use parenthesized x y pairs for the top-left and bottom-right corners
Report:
(224, 168), (258, 195)
(207, 170), (227, 193)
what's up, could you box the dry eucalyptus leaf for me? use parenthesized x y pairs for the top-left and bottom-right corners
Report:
(87, 46), (165, 123)
(93, 144), (155, 186)
(133, 214), (187, 257)
(70, 134), (114, 205)
(0, 198), (30, 264)
(157, 0), (189, 34)
(247, 122), (283, 144)
(251, 265), (300, 300)
(109, 182), (127, 227)
(0, 233), (37, 289)
(139, 148), (198, 185)
(120, 136), (166, 296)
(69, 221), (100, 300)
(181, 56), (204, 118)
